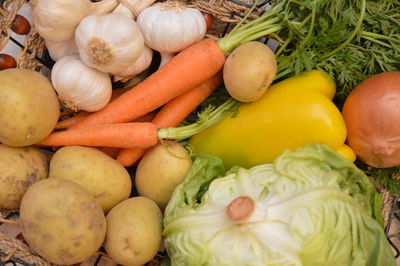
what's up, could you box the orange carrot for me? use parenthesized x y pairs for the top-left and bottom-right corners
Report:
(70, 39), (225, 129)
(55, 111), (91, 129)
(116, 71), (223, 166)
(39, 98), (239, 154)
(55, 87), (137, 129)
(56, 109), (157, 130)
(39, 123), (158, 149)
(91, 110), (157, 159)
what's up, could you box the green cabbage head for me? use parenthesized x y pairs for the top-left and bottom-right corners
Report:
(163, 143), (395, 266)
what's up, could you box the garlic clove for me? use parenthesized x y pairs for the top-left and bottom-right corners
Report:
(113, 45), (153, 82)
(75, 13), (145, 74)
(31, 0), (91, 42)
(45, 38), (79, 62)
(51, 55), (112, 112)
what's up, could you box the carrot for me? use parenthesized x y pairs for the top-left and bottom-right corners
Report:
(116, 71), (223, 166)
(39, 98), (238, 153)
(92, 110), (157, 159)
(57, 109), (157, 130)
(55, 111), (91, 129)
(55, 87), (136, 129)
(70, 39), (226, 129)
(39, 122), (158, 149)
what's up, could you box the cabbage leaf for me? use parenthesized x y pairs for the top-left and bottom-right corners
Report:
(163, 143), (395, 266)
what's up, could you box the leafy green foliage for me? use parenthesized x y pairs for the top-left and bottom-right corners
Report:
(273, 0), (400, 106)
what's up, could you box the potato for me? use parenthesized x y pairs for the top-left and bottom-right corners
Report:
(135, 141), (192, 209)
(104, 197), (163, 266)
(0, 144), (48, 209)
(0, 69), (60, 147)
(223, 41), (277, 102)
(19, 178), (106, 265)
(49, 146), (132, 213)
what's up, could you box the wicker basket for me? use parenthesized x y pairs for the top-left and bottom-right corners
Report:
(0, 0), (399, 265)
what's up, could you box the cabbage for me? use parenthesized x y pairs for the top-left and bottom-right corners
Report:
(163, 143), (395, 266)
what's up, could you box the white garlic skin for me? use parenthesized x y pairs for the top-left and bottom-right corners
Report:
(45, 38), (78, 62)
(112, 0), (157, 19)
(75, 13), (145, 74)
(113, 45), (153, 82)
(51, 55), (112, 112)
(137, 4), (207, 56)
(31, 0), (91, 42)
(90, 0), (119, 15)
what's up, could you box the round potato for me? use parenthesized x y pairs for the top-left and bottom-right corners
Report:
(223, 41), (277, 102)
(0, 69), (60, 147)
(49, 146), (132, 213)
(19, 178), (106, 265)
(0, 144), (48, 209)
(104, 197), (163, 266)
(135, 141), (192, 209)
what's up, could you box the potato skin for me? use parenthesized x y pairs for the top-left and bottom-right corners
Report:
(0, 144), (48, 209)
(104, 197), (163, 266)
(223, 41), (277, 102)
(49, 146), (132, 213)
(0, 69), (60, 147)
(19, 178), (106, 265)
(135, 141), (192, 209)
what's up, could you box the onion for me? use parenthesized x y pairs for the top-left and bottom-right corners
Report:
(342, 71), (400, 168)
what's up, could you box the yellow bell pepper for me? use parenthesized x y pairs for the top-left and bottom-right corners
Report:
(189, 70), (356, 169)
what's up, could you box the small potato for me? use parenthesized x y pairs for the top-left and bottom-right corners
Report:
(223, 41), (277, 102)
(49, 146), (132, 213)
(104, 197), (163, 266)
(0, 144), (48, 209)
(135, 141), (192, 209)
(20, 178), (106, 265)
(0, 69), (60, 147)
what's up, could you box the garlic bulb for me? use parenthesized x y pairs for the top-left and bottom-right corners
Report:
(137, 1), (207, 67)
(112, 0), (156, 19)
(113, 45), (153, 82)
(75, 13), (145, 74)
(90, 0), (119, 15)
(31, 0), (91, 42)
(45, 38), (78, 61)
(51, 55), (112, 112)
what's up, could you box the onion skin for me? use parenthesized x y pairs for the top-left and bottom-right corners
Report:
(342, 71), (400, 168)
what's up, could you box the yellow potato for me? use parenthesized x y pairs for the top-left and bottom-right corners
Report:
(135, 141), (192, 209)
(0, 69), (60, 147)
(0, 144), (48, 209)
(49, 146), (132, 213)
(19, 178), (106, 265)
(223, 41), (277, 102)
(104, 197), (163, 266)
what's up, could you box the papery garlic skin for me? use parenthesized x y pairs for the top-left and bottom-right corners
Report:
(75, 13), (145, 74)
(112, 0), (156, 19)
(45, 38), (78, 62)
(90, 0), (119, 15)
(113, 45), (153, 82)
(31, 0), (91, 42)
(51, 55), (112, 112)
(137, 2), (206, 67)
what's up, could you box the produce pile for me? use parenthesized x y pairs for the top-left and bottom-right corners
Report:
(0, 0), (399, 265)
